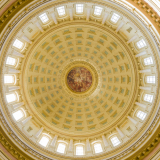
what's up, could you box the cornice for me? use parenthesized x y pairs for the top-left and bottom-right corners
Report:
(129, 0), (160, 33)
(0, 0), (32, 35)
(129, 124), (160, 160)
(0, 0), (9, 10)
(0, 148), (11, 160)
(0, 125), (34, 160)
(149, 145), (160, 160)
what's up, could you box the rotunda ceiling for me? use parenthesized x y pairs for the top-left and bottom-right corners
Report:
(0, 1), (160, 160)
(23, 25), (137, 135)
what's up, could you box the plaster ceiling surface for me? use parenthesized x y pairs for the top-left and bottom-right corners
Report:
(0, 0), (160, 160)
(23, 25), (137, 135)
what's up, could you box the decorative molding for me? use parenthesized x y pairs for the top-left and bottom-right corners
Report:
(0, 126), (34, 160)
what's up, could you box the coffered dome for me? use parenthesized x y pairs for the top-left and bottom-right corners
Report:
(0, 0), (160, 160)
(24, 25), (137, 135)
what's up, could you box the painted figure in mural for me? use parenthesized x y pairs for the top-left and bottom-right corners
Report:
(67, 67), (92, 92)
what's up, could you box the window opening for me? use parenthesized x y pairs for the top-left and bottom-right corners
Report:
(4, 75), (14, 84)
(144, 94), (153, 103)
(110, 136), (121, 147)
(57, 143), (66, 153)
(57, 6), (65, 16)
(6, 57), (16, 66)
(137, 39), (146, 49)
(144, 57), (153, 65)
(94, 6), (102, 16)
(6, 93), (17, 103)
(39, 13), (49, 23)
(13, 110), (24, 121)
(76, 146), (84, 155)
(111, 13), (120, 23)
(147, 76), (155, 83)
(94, 143), (103, 153)
(13, 39), (23, 49)
(137, 111), (147, 120)
(39, 136), (49, 147)
(76, 4), (83, 13)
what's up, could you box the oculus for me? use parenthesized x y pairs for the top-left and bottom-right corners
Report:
(67, 67), (92, 93)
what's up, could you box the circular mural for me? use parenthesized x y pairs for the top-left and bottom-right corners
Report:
(67, 67), (92, 92)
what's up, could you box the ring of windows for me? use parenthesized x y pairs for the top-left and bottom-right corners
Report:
(3, 3), (156, 157)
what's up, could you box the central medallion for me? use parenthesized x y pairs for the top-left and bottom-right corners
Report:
(60, 60), (100, 101)
(67, 67), (92, 92)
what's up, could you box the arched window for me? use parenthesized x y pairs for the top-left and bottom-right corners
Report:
(144, 57), (153, 65)
(76, 145), (84, 155)
(136, 39), (146, 49)
(6, 93), (17, 103)
(6, 57), (16, 66)
(57, 6), (65, 16)
(111, 13), (120, 23)
(57, 143), (66, 153)
(4, 75), (14, 84)
(13, 110), (24, 121)
(144, 94), (153, 103)
(110, 136), (121, 147)
(76, 4), (83, 14)
(94, 6), (103, 16)
(13, 39), (24, 49)
(137, 111), (147, 120)
(94, 143), (103, 153)
(147, 76), (155, 83)
(39, 13), (49, 24)
(39, 135), (50, 147)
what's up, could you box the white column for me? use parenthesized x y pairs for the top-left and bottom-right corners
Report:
(12, 51), (24, 58)
(51, 13), (58, 24)
(8, 68), (20, 73)
(35, 127), (43, 138)
(35, 22), (44, 32)
(116, 22), (124, 32)
(139, 69), (151, 73)
(135, 51), (146, 57)
(127, 116), (137, 125)
(13, 102), (24, 109)
(102, 13), (108, 24)
(22, 116), (32, 125)
(102, 135), (108, 147)
(135, 102), (146, 109)
(86, 8), (91, 21)
(69, 9), (73, 21)
(139, 86), (151, 91)
(68, 139), (73, 151)
(22, 36), (32, 44)
(127, 35), (138, 44)
(8, 86), (20, 91)
(50, 135), (58, 147)
(86, 139), (91, 151)
(116, 127), (124, 138)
